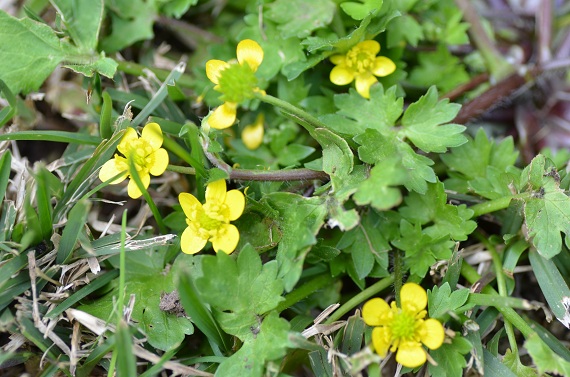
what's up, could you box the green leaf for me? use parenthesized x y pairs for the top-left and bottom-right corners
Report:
(265, 193), (327, 291)
(160, 0), (198, 18)
(521, 155), (570, 259)
(100, 0), (156, 52)
(353, 159), (405, 211)
(526, 332), (570, 375)
(0, 151), (12, 202)
(51, 0), (103, 51)
(194, 245), (284, 339)
(80, 249), (194, 351)
(355, 129), (436, 194)
(408, 45), (470, 93)
(502, 349), (539, 377)
(341, 0), (383, 20)
(266, 0), (336, 39)
(429, 335), (472, 377)
(0, 10), (65, 94)
(483, 349), (520, 377)
(392, 220), (454, 277)
(400, 86), (466, 153)
(399, 181), (476, 241)
(442, 128), (519, 198)
(387, 14), (424, 48)
(336, 210), (391, 279)
(63, 56), (117, 79)
(321, 86), (403, 137)
(215, 312), (291, 377)
(529, 251), (570, 329)
(427, 283), (470, 320)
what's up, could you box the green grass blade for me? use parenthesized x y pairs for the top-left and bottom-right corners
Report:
(56, 199), (90, 264)
(131, 62), (186, 127)
(115, 322), (137, 377)
(35, 164), (54, 240)
(0, 131), (101, 145)
(53, 129), (125, 221)
(0, 79), (17, 127)
(76, 337), (115, 377)
(529, 250), (570, 329)
(100, 91), (113, 139)
(45, 269), (119, 319)
(0, 150), (11, 202)
(178, 272), (231, 353)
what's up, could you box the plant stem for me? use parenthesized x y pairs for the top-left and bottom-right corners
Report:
(256, 93), (331, 133)
(325, 275), (394, 324)
(460, 263), (534, 338)
(275, 273), (334, 313)
(476, 233), (519, 355)
(162, 137), (206, 177)
(393, 250), (403, 306)
(469, 193), (529, 218)
(168, 163), (329, 181)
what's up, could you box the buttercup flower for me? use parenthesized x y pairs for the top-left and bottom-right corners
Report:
(362, 283), (445, 368)
(241, 113), (265, 150)
(179, 180), (245, 254)
(329, 40), (396, 98)
(99, 122), (169, 199)
(206, 39), (264, 130)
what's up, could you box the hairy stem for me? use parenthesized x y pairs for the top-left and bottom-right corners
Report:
(167, 164), (329, 182)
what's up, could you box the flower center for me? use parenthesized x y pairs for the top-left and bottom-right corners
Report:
(346, 48), (375, 74)
(217, 63), (258, 103)
(390, 310), (417, 340)
(126, 139), (154, 174)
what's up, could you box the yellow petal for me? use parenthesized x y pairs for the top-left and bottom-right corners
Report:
(127, 173), (150, 199)
(330, 55), (345, 65)
(395, 342), (426, 368)
(362, 297), (391, 327)
(118, 127), (138, 156)
(209, 102), (237, 130)
(181, 225), (208, 254)
(400, 283), (427, 313)
(149, 148), (169, 176)
(371, 326), (391, 358)
(211, 223), (239, 254)
(372, 56), (396, 77)
(242, 115), (264, 150)
(99, 157), (128, 184)
(420, 319), (445, 350)
(206, 180), (227, 205)
(225, 189), (245, 221)
(179, 192), (204, 220)
(356, 40), (380, 55)
(141, 122), (164, 151)
(330, 65), (355, 86)
(236, 39), (264, 72)
(355, 73), (378, 99)
(206, 59), (230, 85)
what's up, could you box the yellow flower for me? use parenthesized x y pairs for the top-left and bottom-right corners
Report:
(329, 40), (396, 98)
(179, 180), (245, 254)
(362, 283), (445, 368)
(242, 113), (265, 150)
(99, 122), (169, 199)
(205, 39), (264, 130)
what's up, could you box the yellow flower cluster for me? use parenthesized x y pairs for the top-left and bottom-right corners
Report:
(362, 283), (445, 368)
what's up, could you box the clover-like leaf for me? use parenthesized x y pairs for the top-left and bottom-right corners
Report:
(521, 155), (570, 259)
(266, 0), (336, 39)
(400, 86), (466, 153)
(194, 245), (284, 339)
